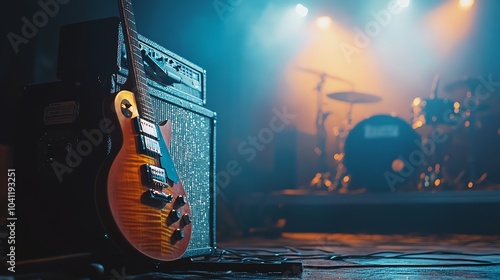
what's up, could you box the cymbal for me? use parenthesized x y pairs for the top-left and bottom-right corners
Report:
(443, 77), (481, 93)
(297, 66), (354, 86)
(327, 92), (382, 104)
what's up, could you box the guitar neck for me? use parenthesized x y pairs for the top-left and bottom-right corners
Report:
(119, 0), (154, 122)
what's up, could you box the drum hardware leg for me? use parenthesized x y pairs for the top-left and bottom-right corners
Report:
(299, 70), (357, 191)
(309, 154), (351, 192)
(308, 110), (334, 191)
(334, 104), (354, 193)
(466, 113), (478, 188)
(310, 171), (333, 190)
(308, 74), (334, 191)
(418, 163), (446, 190)
(309, 124), (351, 192)
(417, 130), (455, 191)
(418, 132), (468, 191)
(332, 157), (351, 193)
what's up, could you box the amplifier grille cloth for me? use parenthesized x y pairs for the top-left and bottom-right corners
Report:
(151, 96), (214, 255)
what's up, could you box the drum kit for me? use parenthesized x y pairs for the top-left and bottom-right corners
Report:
(299, 67), (500, 193)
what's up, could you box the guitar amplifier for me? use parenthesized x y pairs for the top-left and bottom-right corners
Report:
(57, 17), (207, 106)
(15, 76), (216, 261)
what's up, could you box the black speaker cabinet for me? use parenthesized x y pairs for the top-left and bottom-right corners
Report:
(15, 78), (216, 261)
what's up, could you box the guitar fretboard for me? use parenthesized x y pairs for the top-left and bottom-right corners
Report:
(119, 0), (154, 122)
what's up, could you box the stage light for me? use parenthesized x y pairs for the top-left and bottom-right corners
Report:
(295, 4), (308, 17)
(459, 0), (474, 10)
(434, 179), (441, 187)
(397, 0), (411, 8)
(316, 16), (332, 29)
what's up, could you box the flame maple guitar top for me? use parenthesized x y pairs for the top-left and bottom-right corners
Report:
(97, 90), (191, 261)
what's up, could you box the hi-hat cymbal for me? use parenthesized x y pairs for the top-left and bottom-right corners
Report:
(297, 66), (354, 86)
(444, 77), (481, 93)
(327, 92), (382, 104)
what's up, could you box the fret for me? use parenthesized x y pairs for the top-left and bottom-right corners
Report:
(133, 53), (142, 63)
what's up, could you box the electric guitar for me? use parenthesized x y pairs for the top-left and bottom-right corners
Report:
(95, 0), (192, 261)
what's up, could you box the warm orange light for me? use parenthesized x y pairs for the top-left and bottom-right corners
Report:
(392, 159), (405, 172)
(324, 179), (332, 187)
(316, 16), (332, 30)
(434, 179), (441, 186)
(284, 20), (389, 136)
(412, 120), (423, 129)
(459, 0), (474, 11)
(424, 0), (477, 55)
(413, 97), (422, 106)
(333, 153), (344, 161)
(468, 182), (474, 188)
(343, 175), (350, 183)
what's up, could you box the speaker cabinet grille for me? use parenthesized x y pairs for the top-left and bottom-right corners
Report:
(150, 86), (216, 258)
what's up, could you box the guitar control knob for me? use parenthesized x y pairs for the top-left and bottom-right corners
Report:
(169, 209), (181, 222)
(173, 229), (184, 241)
(181, 214), (192, 226)
(175, 195), (187, 208)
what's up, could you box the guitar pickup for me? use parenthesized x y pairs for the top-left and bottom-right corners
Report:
(138, 135), (162, 156)
(142, 164), (169, 189)
(133, 117), (158, 139)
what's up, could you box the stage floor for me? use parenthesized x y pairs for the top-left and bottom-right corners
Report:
(6, 232), (500, 279)
(217, 232), (500, 279)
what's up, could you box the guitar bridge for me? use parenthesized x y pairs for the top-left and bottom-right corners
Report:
(141, 189), (173, 209)
(147, 189), (173, 203)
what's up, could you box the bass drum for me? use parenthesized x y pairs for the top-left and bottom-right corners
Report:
(344, 115), (422, 192)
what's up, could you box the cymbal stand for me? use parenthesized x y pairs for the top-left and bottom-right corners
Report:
(330, 102), (355, 192)
(418, 124), (448, 191)
(309, 74), (333, 190)
(465, 89), (480, 187)
(418, 76), (449, 190)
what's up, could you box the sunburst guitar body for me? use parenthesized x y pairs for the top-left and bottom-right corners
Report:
(96, 89), (192, 261)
